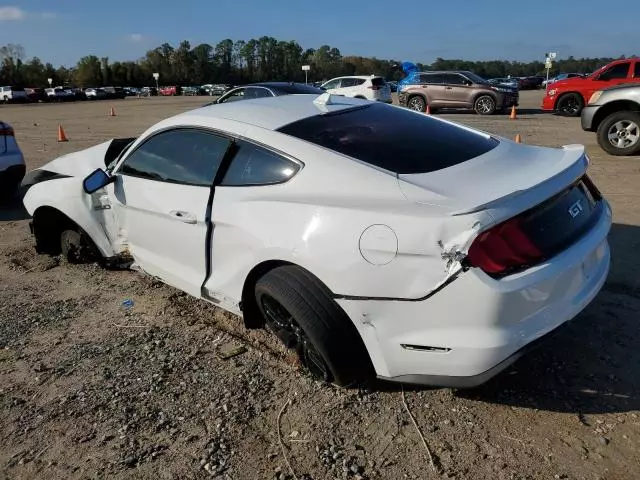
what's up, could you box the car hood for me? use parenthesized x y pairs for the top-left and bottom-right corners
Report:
(397, 139), (589, 220)
(37, 140), (115, 177)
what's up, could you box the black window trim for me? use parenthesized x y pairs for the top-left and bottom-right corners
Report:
(113, 125), (304, 187)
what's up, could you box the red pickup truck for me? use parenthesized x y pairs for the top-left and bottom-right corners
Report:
(542, 58), (640, 116)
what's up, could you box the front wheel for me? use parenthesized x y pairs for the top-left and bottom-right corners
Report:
(596, 111), (640, 156)
(254, 266), (375, 387)
(60, 229), (99, 264)
(474, 95), (496, 115)
(556, 93), (584, 117)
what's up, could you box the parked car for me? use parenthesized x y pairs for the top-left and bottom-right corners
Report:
(21, 93), (611, 388)
(581, 83), (640, 156)
(159, 86), (182, 96)
(84, 88), (108, 100)
(183, 86), (207, 96)
(206, 82), (324, 106)
(542, 59), (640, 116)
(123, 87), (139, 97)
(102, 86), (127, 100)
(320, 75), (392, 103)
(139, 87), (158, 97)
(45, 87), (74, 102)
(0, 86), (28, 103)
(24, 87), (48, 103)
(207, 84), (234, 96)
(0, 120), (26, 201)
(542, 73), (585, 88)
(398, 71), (519, 115)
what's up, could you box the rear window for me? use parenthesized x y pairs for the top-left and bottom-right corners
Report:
(371, 77), (386, 87)
(277, 103), (498, 174)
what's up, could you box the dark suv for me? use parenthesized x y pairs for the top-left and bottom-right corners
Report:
(398, 71), (519, 115)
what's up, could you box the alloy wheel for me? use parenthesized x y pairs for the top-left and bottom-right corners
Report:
(607, 120), (640, 150)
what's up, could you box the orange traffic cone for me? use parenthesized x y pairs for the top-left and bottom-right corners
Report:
(57, 125), (68, 142)
(510, 105), (517, 120)
(426, 104), (431, 115)
(515, 134), (522, 143)
(109, 107), (116, 116)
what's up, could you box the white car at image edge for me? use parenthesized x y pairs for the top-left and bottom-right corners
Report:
(20, 93), (612, 388)
(0, 121), (26, 201)
(321, 75), (392, 103)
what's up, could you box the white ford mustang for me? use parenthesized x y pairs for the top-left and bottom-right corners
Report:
(21, 93), (612, 388)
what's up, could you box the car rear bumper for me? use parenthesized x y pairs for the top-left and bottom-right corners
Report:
(337, 200), (612, 387)
(581, 105), (600, 131)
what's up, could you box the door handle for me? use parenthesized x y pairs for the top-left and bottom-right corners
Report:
(169, 210), (197, 224)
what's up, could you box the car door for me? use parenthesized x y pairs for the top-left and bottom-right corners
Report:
(591, 61), (633, 95)
(108, 128), (233, 297)
(202, 139), (302, 313)
(321, 78), (342, 94)
(440, 73), (473, 107)
(420, 73), (447, 106)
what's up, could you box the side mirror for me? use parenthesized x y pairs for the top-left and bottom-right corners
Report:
(83, 168), (113, 194)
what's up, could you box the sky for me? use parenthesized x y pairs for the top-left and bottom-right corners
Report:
(1, 1), (639, 67)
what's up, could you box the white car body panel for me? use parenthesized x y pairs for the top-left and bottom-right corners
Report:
(21, 94), (612, 385)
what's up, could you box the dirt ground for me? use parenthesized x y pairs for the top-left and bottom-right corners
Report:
(1, 92), (639, 480)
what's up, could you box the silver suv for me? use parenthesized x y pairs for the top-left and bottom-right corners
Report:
(581, 84), (640, 156)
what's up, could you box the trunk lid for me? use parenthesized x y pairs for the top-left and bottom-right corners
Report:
(397, 140), (589, 220)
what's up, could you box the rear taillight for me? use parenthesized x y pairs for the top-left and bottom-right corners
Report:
(467, 216), (543, 275)
(0, 126), (14, 136)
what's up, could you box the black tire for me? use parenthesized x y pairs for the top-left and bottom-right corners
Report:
(254, 265), (375, 387)
(407, 95), (426, 112)
(474, 95), (496, 115)
(556, 92), (584, 117)
(60, 229), (98, 264)
(596, 111), (640, 156)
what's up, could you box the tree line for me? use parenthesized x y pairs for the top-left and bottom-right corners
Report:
(0, 40), (628, 88)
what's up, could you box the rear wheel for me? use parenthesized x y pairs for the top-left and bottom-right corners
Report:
(254, 265), (375, 387)
(556, 93), (584, 117)
(596, 111), (640, 156)
(474, 95), (496, 115)
(407, 95), (426, 112)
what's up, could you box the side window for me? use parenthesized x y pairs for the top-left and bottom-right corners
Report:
(322, 79), (340, 90)
(422, 74), (446, 85)
(244, 87), (272, 99)
(634, 62), (640, 78)
(219, 88), (245, 103)
(599, 62), (631, 80)
(442, 74), (467, 85)
(119, 129), (231, 187)
(221, 140), (300, 186)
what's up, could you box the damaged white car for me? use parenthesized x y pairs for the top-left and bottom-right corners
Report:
(21, 93), (612, 388)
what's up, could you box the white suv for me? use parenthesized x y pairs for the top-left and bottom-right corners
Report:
(321, 75), (392, 103)
(0, 86), (28, 103)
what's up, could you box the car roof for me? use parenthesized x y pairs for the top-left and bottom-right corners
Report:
(324, 75), (382, 80)
(169, 94), (369, 131)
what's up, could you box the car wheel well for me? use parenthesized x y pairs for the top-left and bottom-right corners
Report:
(554, 91), (582, 109)
(32, 206), (78, 255)
(591, 100), (640, 130)
(241, 261), (331, 329)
